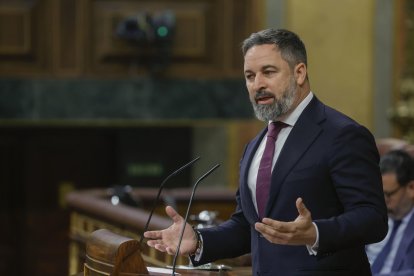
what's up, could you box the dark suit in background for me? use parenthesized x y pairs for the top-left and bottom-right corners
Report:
(367, 149), (414, 275)
(392, 212), (414, 271)
(372, 210), (414, 276)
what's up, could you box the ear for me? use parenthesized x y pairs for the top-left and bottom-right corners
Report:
(407, 180), (414, 198)
(294, 62), (307, 86)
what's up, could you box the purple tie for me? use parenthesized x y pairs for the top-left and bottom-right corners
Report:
(256, 121), (287, 219)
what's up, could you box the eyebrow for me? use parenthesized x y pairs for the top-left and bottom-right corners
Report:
(262, 65), (277, 70)
(244, 65), (278, 74)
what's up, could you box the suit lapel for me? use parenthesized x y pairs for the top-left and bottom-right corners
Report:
(392, 212), (414, 271)
(265, 97), (324, 217)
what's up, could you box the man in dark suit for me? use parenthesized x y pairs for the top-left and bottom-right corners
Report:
(144, 28), (388, 275)
(366, 150), (414, 275)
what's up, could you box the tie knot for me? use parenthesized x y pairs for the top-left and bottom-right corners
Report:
(267, 121), (288, 139)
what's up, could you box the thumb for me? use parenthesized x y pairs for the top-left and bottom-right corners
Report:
(296, 197), (309, 217)
(165, 206), (182, 224)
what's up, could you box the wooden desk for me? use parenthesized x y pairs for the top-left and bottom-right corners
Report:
(173, 267), (252, 275)
(66, 187), (242, 276)
(73, 266), (252, 276)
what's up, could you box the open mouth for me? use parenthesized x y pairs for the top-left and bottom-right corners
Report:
(255, 95), (274, 105)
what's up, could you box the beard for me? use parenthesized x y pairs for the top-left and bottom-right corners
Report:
(251, 77), (297, 122)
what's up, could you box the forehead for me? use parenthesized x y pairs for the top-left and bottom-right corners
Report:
(244, 44), (285, 67)
(382, 172), (399, 187)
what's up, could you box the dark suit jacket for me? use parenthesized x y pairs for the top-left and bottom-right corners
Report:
(194, 96), (388, 275)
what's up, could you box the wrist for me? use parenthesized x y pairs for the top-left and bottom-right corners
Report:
(189, 226), (202, 257)
(309, 222), (319, 248)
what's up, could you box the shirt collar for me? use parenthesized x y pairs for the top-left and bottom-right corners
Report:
(402, 207), (414, 223)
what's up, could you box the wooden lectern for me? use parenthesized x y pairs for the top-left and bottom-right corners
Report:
(84, 229), (148, 276)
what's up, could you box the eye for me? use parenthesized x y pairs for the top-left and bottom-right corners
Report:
(245, 73), (255, 81)
(263, 70), (276, 76)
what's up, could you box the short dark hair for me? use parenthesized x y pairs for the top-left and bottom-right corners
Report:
(380, 149), (414, 187)
(241, 28), (307, 69)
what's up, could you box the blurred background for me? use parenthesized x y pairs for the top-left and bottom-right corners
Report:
(0, 0), (413, 275)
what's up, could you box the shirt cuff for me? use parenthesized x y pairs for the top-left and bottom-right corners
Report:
(306, 222), (319, 255)
(190, 229), (204, 262)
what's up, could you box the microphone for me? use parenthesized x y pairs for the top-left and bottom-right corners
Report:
(139, 156), (201, 243)
(171, 163), (220, 275)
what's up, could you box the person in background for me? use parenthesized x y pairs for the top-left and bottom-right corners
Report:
(366, 149), (414, 275)
(144, 28), (388, 275)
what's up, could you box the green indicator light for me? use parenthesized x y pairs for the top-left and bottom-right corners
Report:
(157, 26), (168, 37)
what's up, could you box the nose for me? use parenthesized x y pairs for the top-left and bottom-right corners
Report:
(384, 197), (392, 207)
(252, 73), (266, 91)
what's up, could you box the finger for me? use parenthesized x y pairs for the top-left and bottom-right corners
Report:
(255, 221), (265, 232)
(147, 239), (166, 250)
(255, 222), (271, 236)
(146, 239), (159, 247)
(144, 230), (162, 239)
(255, 222), (289, 244)
(296, 197), (309, 217)
(261, 218), (291, 233)
(165, 205), (183, 224)
(255, 221), (283, 235)
(154, 243), (169, 253)
(165, 246), (176, 255)
(261, 218), (280, 227)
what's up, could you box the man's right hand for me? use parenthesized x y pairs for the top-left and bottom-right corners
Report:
(144, 206), (197, 255)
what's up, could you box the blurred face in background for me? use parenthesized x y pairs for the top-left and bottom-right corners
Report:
(382, 172), (414, 220)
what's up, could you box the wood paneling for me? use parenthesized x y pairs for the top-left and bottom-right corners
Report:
(0, 4), (31, 55)
(0, 0), (263, 77)
(0, 0), (51, 75)
(51, 0), (84, 75)
(91, 2), (209, 58)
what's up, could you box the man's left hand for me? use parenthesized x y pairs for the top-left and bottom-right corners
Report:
(255, 197), (317, 246)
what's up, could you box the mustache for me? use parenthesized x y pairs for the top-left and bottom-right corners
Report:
(254, 90), (274, 100)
